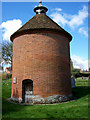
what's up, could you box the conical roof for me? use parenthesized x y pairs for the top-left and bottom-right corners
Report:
(10, 2), (72, 41)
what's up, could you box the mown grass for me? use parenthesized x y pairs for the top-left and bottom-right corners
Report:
(2, 78), (89, 119)
(75, 77), (88, 86)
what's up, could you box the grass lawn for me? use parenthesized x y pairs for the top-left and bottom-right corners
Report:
(2, 77), (89, 119)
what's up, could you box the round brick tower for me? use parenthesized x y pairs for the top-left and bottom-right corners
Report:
(10, 1), (72, 103)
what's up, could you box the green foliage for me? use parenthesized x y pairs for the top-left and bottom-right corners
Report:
(75, 77), (88, 86)
(6, 73), (12, 79)
(2, 72), (7, 80)
(80, 72), (90, 77)
(70, 60), (73, 73)
(70, 60), (90, 78)
(2, 78), (89, 119)
(2, 72), (12, 80)
(72, 69), (81, 78)
(70, 60), (81, 78)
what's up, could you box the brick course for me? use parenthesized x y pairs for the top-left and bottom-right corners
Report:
(12, 30), (72, 100)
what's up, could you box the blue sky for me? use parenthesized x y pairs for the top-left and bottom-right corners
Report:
(1, 2), (88, 70)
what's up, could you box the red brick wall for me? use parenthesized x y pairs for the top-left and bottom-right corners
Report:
(12, 31), (72, 99)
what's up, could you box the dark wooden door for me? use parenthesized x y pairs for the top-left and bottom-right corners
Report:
(25, 83), (33, 103)
(22, 80), (33, 103)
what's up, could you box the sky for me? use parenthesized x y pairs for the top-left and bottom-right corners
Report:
(0, 2), (89, 70)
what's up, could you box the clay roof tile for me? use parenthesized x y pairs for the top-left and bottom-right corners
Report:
(10, 13), (72, 41)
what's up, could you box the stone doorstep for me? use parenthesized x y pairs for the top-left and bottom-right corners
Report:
(9, 94), (74, 105)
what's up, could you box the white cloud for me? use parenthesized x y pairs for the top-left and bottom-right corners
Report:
(0, 19), (22, 41)
(50, 6), (88, 28)
(71, 55), (88, 70)
(51, 8), (62, 12)
(68, 6), (88, 28)
(62, 13), (72, 20)
(55, 8), (62, 11)
(79, 27), (88, 37)
(50, 12), (68, 26)
(88, 60), (90, 69)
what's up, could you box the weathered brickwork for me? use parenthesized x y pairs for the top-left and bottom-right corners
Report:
(12, 31), (72, 101)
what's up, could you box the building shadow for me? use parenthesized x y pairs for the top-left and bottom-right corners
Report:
(2, 88), (23, 117)
(72, 86), (89, 99)
(2, 98), (26, 117)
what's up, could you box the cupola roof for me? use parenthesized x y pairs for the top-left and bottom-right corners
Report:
(10, 1), (72, 41)
(34, 0), (48, 14)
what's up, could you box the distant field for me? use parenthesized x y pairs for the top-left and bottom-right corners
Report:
(75, 77), (88, 86)
(2, 77), (89, 119)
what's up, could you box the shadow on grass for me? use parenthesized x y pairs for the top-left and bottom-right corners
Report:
(2, 98), (26, 117)
(72, 86), (89, 99)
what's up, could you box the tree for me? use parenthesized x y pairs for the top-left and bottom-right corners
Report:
(72, 68), (81, 78)
(2, 41), (13, 67)
(70, 60), (74, 74)
(70, 59), (81, 78)
(0, 51), (2, 64)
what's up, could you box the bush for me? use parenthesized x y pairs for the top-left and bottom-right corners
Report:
(6, 73), (12, 79)
(2, 72), (7, 80)
(2, 72), (12, 80)
(71, 69), (81, 78)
